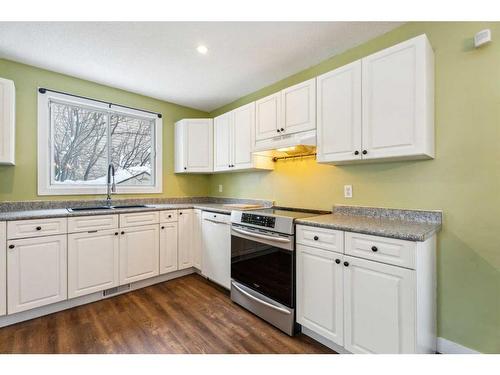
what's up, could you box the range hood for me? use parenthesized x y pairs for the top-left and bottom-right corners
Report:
(253, 129), (317, 158)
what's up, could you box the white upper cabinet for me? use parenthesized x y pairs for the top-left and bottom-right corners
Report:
(214, 112), (232, 171)
(214, 103), (273, 172)
(0, 77), (15, 165)
(281, 78), (316, 135)
(316, 61), (362, 163)
(343, 255), (415, 354)
(255, 92), (281, 141)
(175, 119), (213, 173)
(362, 34), (434, 161)
(317, 34), (434, 164)
(0, 222), (6, 317)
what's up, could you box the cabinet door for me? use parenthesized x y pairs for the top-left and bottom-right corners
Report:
(178, 210), (193, 270)
(255, 92), (280, 141)
(68, 229), (119, 298)
(0, 222), (6, 316)
(316, 61), (362, 163)
(232, 102), (255, 170)
(7, 235), (67, 314)
(343, 255), (416, 353)
(186, 119), (213, 172)
(119, 224), (159, 284)
(213, 112), (232, 171)
(362, 35), (434, 160)
(193, 210), (203, 270)
(281, 78), (316, 135)
(159, 222), (178, 275)
(296, 244), (344, 346)
(0, 77), (15, 165)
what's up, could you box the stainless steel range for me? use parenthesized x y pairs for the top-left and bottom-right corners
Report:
(230, 207), (328, 335)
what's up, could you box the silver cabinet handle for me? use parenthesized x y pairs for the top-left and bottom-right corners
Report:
(232, 227), (291, 243)
(204, 218), (228, 225)
(232, 282), (291, 315)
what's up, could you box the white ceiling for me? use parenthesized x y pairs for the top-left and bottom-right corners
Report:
(0, 22), (403, 112)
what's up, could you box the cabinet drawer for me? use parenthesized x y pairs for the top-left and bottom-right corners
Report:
(159, 210), (178, 223)
(68, 215), (118, 233)
(7, 217), (67, 239)
(120, 211), (159, 228)
(345, 232), (415, 269)
(296, 225), (344, 253)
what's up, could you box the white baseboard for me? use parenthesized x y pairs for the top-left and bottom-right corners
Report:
(437, 337), (481, 354)
(0, 268), (195, 328)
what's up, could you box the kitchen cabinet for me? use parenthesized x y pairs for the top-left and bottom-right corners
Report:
(7, 234), (67, 314)
(316, 61), (362, 163)
(255, 79), (316, 142)
(296, 244), (344, 346)
(178, 209), (194, 270)
(214, 103), (273, 172)
(159, 222), (178, 275)
(317, 34), (434, 164)
(296, 224), (436, 354)
(281, 78), (316, 135)
(0, 77), (15, 165)
(255, 92), (281, 141)
(68, 229), (120, 298)
(175, 119), (213, 173)
(68, 215), (118, 233)
(119, 224), (159, 284)
(8, 217), (67, 239)
(120, 211), (159, 228)
(0, 222), (6, 316)
(343, 255), (415, 354)
(193, 209), (203, 270)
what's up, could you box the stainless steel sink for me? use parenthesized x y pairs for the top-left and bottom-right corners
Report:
(67, 204), (149, 212)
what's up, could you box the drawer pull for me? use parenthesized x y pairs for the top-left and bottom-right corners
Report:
(168, 215), (172, 218)
(36, 226), (42, 231)
(161, 226), (165, 230)
(371, 246), (378, 252)
(8, 244), (15, 249)
(115, 232), (119, 235)
(179, 212), (183, 215)
(343, 261), (349, 267)
(121, 231), (125, 235)
(313, 236), (319, 241)
(335, 259), (341, 264)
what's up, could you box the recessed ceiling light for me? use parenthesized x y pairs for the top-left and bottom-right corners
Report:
(196, 45), (208, 55)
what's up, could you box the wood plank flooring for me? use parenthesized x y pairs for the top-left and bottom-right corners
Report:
(0, 274), (334, 354)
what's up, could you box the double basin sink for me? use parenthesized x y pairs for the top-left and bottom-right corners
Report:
(67, 205), (149, 212)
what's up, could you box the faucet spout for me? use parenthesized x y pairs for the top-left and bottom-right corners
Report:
(106, 164), (116, 206)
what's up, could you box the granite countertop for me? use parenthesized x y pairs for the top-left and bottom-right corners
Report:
(295, 205), (442, 242)
(0, 198), (272, 221)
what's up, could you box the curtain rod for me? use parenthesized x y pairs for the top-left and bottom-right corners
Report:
(38, 87), (162, 118)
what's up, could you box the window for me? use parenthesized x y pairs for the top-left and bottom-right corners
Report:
(38, 90), (162, 195)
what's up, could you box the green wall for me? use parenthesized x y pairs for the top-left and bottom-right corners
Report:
(0, 59), (210, 201)
(209, 22), (500, 353)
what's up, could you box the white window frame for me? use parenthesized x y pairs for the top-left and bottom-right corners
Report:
(37, 90), (163, 195)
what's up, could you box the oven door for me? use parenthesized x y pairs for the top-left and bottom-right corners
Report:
(231, 225), (294, 308)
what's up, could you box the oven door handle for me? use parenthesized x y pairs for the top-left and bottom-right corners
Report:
(232, 282), (291, 315)
(231, 227), (291, 243)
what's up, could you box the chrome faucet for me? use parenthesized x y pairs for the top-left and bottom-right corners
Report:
(106, 164), (116, 207)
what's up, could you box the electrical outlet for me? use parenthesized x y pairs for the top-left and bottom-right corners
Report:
(344, 185), (353, 198)
(218, 184), (223, 193)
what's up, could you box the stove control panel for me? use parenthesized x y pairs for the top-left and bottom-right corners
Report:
(241, 213), (276, 228)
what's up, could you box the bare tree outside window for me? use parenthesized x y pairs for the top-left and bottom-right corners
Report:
(51, 101), (154, 186)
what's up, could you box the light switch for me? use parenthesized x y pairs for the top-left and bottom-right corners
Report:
(344, 185), (353, 198)
(218, 184), (223, 193)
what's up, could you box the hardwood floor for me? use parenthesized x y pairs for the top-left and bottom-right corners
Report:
(0, 274), (334, 354)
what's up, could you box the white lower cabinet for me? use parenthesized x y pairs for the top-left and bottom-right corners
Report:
(296, 244), (344, 345)
(68, 229), (120, 298)
(7, 234), (67, 314)
(119, 224), (159, 284)
(343, 255), (415, 354)
(0, 222), (6, 316)
(193, 210), (202, 270)
(159, 222), (178, 275)
(178, 209), (193, 270)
